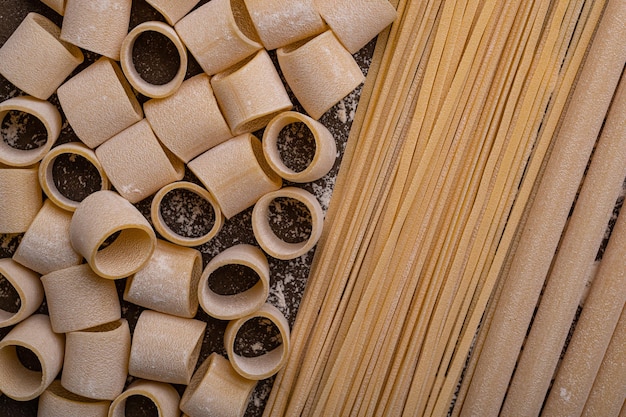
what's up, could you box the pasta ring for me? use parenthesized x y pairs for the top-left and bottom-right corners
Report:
(38, 142), (110, 212)
(198, 244), (270, 320)
(0, 164), (42, 233)
(38, 381), (111, 416)
(151, 181), (224, 247)
(0, 258), (43, 328)
(109, 379), (180, 417)
(252, 187), (323, 260)
(0, 96), (61, 167)
(121, 21), (188, 98)
(224, 303), (290, 380)
(262, 111), (337, 182)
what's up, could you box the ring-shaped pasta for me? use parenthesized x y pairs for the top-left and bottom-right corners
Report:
(262, 111), (337, 182)
(0, 164), (42, 234)
(0, 314), (65, 401)
(38, 142), (110, 212)
(151, 182), (224, 247)
(0, 259), (43, 328)
(0, 96), (61, 167)
(224, 303), (290, 380)
(108, 379), (180, 417)
(38, 381), (111, 417)
(120, 21), (188, 99)
(252, 187), (323, 260)
(198, 244), (270, 320)
(69, 190), (157, 280)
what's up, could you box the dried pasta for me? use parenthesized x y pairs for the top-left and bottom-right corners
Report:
(38, 381), (110, 417)
(0, 164), (42, 233)
(108, 379), (180, 417)
(0, 258), (43, 328)
(146, 0), (200, 25)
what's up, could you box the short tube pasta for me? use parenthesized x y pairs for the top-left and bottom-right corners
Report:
(188, 134), (282, 219)
(38, 381), (110, 417)
(0, 12), (83, 100)
(69, 190), (157, 279)
(57, 57), (143, 149)
(0, 258), (43, 328)
(38, 142), (110, 211)
(124, 240), (203, 318)
(129, 310), (206, 384)
(313, 0), (397, 54)
(144, 74), (233, 163)
(13, 200), (82, 275)
(150, 182), (224, 247)
(61, 320), (131, 401)
(243, 0), (326, 50)
(211, 49), (293, 135)
(95, 119), (185, 204)
(180, 352), (257, 417)
(198, 244), (270, 320)
(224, 303), (291, 380)
(41, 264), (121, 334)
(174, 0), (263, 75)
(262, 111), (337, 182)
(277, 30), (365, 120)
(60, 0), (132, 60)
(109, 379), (180, 417)
(252, 187), (323, 260)
(120, 21), (188, 99)
(0, 314), (65, 401)
(0, 96), (61, 167)
(0, 164), (42, 233)
(146, 0), (200, 25)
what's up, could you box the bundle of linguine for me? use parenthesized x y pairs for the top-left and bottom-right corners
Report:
(265, 0), (626, 415)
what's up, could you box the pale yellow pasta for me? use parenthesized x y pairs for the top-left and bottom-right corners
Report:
(313, 0), (397, 54)
(252, 187), (323, 260)
(13, 200), (82, 275)
(144, 74), (233, 163)
(188, 134), (282, 219)
(41, 264), (121, 334)
(0, 164), (42, 233)
(180, 352), (257, 417)
(128, 310), (206, 384)
(108, 379), (180, 417)
(95, 120), (185, 204)
(211, 49), (293, 135)
(224, 303), (291, 380)
(277, 31), (365, 120)
(124, 240), (203, 318)
(198, 244), (270, 320)
(0, 12), (83, 100)
(150, 182), (224, 247)
(40, 0), (66, 15)
(262, 111), (337, 182)
(0, 314), (64, 401)
(146, 0), (200, 25)
(0, 258), (43, 328)
(120, 21), (188, 99)
(61, 320), (131, 401)
(0, 96), (61, 167)
(60, 0), (132, 60)
(69, 190), (157, 279)
(174, 0), (262, 75)
(244, 0), (326, 50)
(38, 142), (110, 211)
(38, 381), (110, 417)
(57, 57), (143, 149)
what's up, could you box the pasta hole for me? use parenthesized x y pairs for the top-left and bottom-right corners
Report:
(234, 317), (283, 358)
(16, 346), (41, 372)
(132, 31), (181, 86)
(230, 0), (261, 43)
(124, 395), (159, 417)
(98, 230), (121, 251)
(268, 197), (312, 243)
(277, 122), (316, 173)
(0, 273), (20, 314)
(159, 188), (216, 239)
(1, 110), (47, 151)
(52, 153), (104, 203)
(94, 228), (154, 277)
(208, 264), (260, 296)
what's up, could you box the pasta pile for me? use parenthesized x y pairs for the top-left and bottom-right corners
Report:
(0, 0), (395, 416)
(265, 0), (626, 416)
